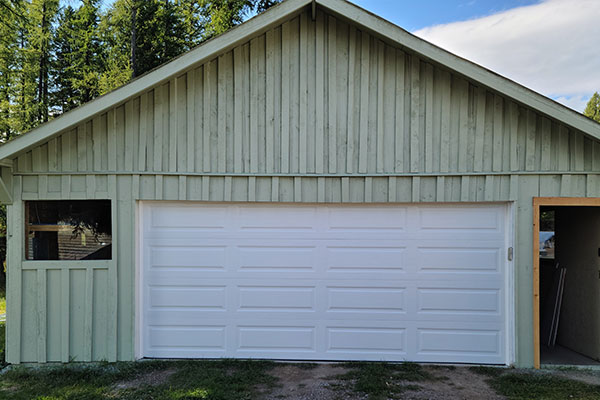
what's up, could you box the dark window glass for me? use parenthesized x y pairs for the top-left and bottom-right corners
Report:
(26, 200), (112, 260)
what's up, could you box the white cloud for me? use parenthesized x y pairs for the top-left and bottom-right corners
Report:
(414, 0), (600, 112)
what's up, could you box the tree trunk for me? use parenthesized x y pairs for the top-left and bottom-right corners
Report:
(37, 0), (49, 123)
(130, 0), (137, 78)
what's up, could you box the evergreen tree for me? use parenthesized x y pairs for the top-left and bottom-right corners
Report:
(584, 92), (600, 123)
(0, 0), (25, 30)
(98, 0), (132, 94)
(12, 0), (59, 133)
(29, 0), (59, 123)
(177, 0), (280, 45)
(51, 6), (79, 113)
(1, 0), (282, 138)
(0, 1), (22, 141)
(70, 0), (103, 104)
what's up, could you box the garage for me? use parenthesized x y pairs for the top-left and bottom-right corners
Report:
(4, 0), (599, 368)
(139, 202), (511, 364)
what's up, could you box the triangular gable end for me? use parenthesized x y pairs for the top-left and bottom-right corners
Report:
(0, 0), (598, 162)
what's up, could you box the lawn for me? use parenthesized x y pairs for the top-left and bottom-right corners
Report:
(0, 360), (278, 400)
(471, 366), (600, 400)
(0, 286), (4, 368)
(0, 361), (598, 400)
(0, 287), (5, 316)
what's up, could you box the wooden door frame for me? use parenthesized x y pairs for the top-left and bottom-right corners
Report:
(533, 197), (600, 369)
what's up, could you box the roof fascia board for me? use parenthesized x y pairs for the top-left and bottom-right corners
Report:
(317, 0), (600, 140)
(0, 0), (312, 160)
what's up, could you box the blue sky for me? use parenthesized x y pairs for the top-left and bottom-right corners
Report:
(349, 0), (598, 112)
(349, 0), (540, 32)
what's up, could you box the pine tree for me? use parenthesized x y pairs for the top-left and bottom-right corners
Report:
(12, 0), (59, 133)
(0, 0), (25, 30)
(584, 92), (600, 123)
(51, 6), (79, 114)
(0, 1), (22, 141)
(100, 0), (186, 90)
(98, 0), (133, 94)
(70, 0), (103, 104)
(99, 0), (281, 93)
(1, 0), (283, 136)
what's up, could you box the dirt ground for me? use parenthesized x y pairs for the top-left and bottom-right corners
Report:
(258, 364), (504, 400)
(257, 364), (600, 400)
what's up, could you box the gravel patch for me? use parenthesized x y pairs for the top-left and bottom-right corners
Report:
(405, 366), (505, 400)
(259, 363), (505, 400)
(112, 368), (176, 391)
(259, 363), (362, 400)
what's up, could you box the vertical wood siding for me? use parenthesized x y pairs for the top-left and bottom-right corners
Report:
(5, 8), (600, 367)
(12, 11), (598, 177)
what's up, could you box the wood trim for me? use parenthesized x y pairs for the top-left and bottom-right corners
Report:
(24, 202), (29, 261)
(22, 260), (111, 270)
(533, 199), (540, 369)
(534, 197), (600, 207)
(532, 197), (600, 369)
(12, 171), (600, 178)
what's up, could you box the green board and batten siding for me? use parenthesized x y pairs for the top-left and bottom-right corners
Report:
(4, 6), (600, 366)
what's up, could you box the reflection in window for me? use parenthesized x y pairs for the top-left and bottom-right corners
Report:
(26, 200), (112, 260)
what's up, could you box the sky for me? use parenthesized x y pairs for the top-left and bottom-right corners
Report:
(350, 0), (600, 112)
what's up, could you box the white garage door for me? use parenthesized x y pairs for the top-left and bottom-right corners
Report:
(139, 203), (510, 364)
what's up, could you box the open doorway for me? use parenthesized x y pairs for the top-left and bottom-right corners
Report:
(536, 201), (600, 367)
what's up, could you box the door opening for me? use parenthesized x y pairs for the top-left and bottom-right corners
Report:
(534, 198), (600, 368)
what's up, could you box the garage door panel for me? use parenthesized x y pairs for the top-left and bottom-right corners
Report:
(236, 206), (319, 231)
(148, 286), (227, 309)
(141, 203), (510, 364)
(236, 245), (318, 271)
(325, 245), (407, 272)
(326, 207), (407, 232)
(416, 246), (502, 274)
(149, 245), (227, 269)
(325, 286), (407, 314)
(417, 288), (501, 316)
(148, 326), (226, 351)
(417, 207), (504, 232)
(237, 285), (316, 311)
(326, 327), (407, 355)
(415, 327), (503, 363)
(237, 326), (316, 352)
(148, 205), (229, 230)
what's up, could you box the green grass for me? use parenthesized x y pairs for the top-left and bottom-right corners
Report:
(0, 287), (5, 316)
(0, 321), (4, 366)
(0, 286), (4, 368)
(336, 362), (434, 400)
(0, 360), (278, 400)
(471, 367), (600, 400)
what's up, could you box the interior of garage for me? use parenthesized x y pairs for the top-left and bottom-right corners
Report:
(540, 206), (600, 366)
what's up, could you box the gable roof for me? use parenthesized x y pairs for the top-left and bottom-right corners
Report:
(1, 0), (598, 161)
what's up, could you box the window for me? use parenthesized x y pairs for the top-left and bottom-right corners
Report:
(25, 200), (112, 260)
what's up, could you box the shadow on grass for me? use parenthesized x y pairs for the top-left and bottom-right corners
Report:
(0, 359), (278, 400)
(471, 366), (600, 400)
